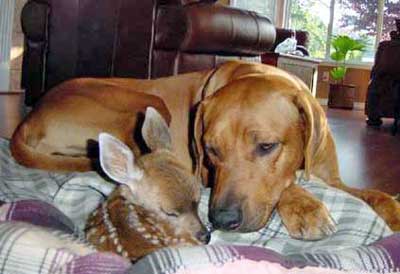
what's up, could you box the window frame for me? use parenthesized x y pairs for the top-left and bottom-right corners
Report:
(282, 0), (386, 66)
(230, 0), (278, 24)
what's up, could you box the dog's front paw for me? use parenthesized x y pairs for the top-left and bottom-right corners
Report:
(278, 193), (337, 240)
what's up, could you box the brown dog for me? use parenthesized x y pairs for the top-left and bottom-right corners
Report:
(11, 61), (400, 240)
(194, 63), (400, 239)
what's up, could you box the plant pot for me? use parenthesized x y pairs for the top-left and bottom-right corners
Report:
(328, 83), (355, 109)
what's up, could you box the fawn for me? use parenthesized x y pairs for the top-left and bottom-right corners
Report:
(85, 107), (209, 261)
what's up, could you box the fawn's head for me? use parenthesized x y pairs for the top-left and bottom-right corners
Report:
(86, 107), (209, 260)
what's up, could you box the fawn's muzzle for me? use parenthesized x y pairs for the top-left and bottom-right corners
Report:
(196, 228), (211, 244)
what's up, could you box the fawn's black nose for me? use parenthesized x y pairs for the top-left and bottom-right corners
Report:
(209, 207), (242, 231)
(196, 228), (211, 244)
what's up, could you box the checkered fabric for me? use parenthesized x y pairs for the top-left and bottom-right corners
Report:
(0, 137), (398, 274)
(201, 175), (392, 255)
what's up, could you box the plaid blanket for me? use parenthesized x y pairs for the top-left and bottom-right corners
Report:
(0, 138), (399, 273)
(202, 177), (392, 255)
(131, 238), (400, 274)
(0, 138), (114, 234)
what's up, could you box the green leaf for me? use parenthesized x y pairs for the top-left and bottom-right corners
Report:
(330, 66), (347, 81)
(329, 35), (367, 81)
(331, 35), (366, 61)
(330, 51), (345, 62)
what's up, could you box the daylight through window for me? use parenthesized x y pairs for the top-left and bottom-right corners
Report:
(286, 0), (400, 63)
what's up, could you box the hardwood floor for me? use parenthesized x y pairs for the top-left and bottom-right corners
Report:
(327, 108), (400, 195)
(0, 93), (399, 194)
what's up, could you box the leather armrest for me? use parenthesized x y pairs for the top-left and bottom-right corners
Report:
(157, 0), (217, 6)
(182, 0), (217, 5)
(155, 4), (275, 55)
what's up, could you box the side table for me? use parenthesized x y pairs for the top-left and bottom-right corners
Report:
(261, 52), (320, 96)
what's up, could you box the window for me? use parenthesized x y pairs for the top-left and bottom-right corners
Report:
(286, 0), (400, 63)
(286, 0), (330, 59)
(231, 0), (277, 23)
(332, 0), (378, 62)
(382, 0), (400, 41)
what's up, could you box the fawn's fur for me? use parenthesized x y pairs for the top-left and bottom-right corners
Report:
(85, 108), (209, 261)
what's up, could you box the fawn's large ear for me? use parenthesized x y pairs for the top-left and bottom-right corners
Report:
(142, 107), (172, 151)
(98, 133), (144, 185)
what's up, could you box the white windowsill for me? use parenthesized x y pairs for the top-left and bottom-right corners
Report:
(318, 60), (373, 70)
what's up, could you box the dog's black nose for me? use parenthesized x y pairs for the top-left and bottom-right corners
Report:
(196, 229), (211, 244)
(209, 207), (242, 231)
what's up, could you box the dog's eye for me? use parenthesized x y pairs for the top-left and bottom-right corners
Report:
(205, 145), (221, 159)
(256, 143), (278, 156)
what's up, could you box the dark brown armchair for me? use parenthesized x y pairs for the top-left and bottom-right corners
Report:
(20, 0), (276, 106)
(365, 26), (400, 128)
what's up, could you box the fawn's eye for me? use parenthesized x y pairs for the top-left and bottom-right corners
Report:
(161, 208), (179, 217)
(255, 142), (279, 156)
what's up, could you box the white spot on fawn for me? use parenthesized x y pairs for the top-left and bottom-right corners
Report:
(99, 235), (106, 244)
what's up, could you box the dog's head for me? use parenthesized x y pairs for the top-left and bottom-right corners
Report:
(194, 69), (330, 232)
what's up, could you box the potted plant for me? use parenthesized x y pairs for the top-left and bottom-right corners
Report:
(328, 35), (366, 109)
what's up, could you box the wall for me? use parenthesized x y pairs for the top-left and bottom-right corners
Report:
(316, 65), (372, 105)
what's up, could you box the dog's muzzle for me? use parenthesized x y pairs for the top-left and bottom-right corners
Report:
(209, 206), (242, 231)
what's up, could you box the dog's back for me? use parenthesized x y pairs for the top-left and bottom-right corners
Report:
(10, 78), (171, 172)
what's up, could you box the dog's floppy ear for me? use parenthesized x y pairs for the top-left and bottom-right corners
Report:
(193, 101), (208, 185)
(142, 107), (172, 151)
(98, 133), (144, 189)
(294, 89), (330, 180)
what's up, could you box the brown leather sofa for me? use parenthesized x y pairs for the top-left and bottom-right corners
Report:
(21, 0), (276, 106)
